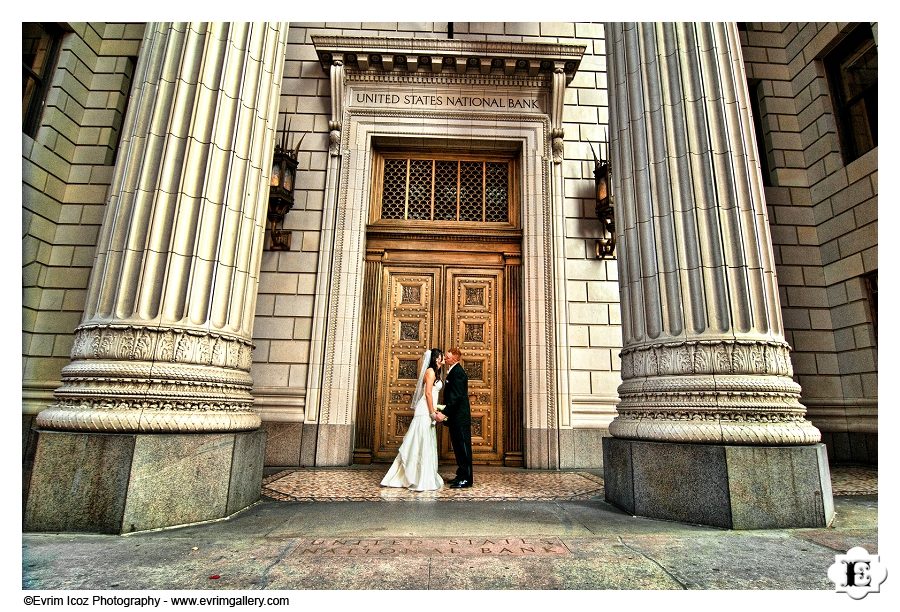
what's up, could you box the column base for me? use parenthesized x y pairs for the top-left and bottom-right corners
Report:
(24, 429), (265, 534)
(603, 438), (834, 529)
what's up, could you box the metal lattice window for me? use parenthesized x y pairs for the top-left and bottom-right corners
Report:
(381, 159), (408, 219)
(378, 155), (511, 223)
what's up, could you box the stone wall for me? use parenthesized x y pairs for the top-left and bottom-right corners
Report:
(23, 22), (144, 403)
(22, 22), (144, 479)
(740, 22), (877, 464)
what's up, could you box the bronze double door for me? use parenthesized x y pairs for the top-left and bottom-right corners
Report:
(355, 245), (523, 465)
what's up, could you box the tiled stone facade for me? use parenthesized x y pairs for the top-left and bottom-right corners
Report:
(740, 23), (878, 463)
(23, 22), (144, 458)
(23, 23), (143, 396)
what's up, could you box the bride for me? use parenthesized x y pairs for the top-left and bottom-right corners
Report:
(381, 348), (445, 491)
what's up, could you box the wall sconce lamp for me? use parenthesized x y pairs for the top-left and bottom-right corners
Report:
(592, 132), (615, 259)
(268, 118), (306, 251)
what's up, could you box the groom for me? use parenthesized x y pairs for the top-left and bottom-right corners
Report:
(441, 347), (473, 488)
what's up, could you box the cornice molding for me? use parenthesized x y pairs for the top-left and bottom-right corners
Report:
(312, 35), (586, 82)
(346, 70), (550, 88)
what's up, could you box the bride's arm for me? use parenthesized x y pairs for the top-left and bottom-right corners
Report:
(424, 368), (437, 418)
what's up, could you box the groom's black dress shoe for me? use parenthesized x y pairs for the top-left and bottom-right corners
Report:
(449, 480), (472, 488)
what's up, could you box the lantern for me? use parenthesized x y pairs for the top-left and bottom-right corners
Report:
(593, 133), (615, 259)
(267, 120), (305, 250)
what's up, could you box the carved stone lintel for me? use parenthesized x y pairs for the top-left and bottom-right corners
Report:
(311, 36), (586, 81)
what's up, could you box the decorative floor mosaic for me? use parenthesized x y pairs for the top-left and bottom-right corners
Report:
(263, 468), (605, 502)
(830, 465), (878, 495)
(261, 465), (876, 502)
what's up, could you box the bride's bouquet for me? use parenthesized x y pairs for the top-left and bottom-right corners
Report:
(431, 404), (446, 426)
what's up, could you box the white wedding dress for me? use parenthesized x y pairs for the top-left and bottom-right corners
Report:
(381, 379), (444, 491)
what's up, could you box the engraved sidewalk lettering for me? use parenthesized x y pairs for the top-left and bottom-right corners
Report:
(290, 537), (571, 556)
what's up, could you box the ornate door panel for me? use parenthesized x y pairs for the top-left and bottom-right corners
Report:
(441, 268), (503, 463)
(367, 262), (505, 464)
(372, 267), (443, 461)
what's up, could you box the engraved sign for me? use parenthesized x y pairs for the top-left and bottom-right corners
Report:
(292, 537), (570, 557)
(350, 88), (545, 114)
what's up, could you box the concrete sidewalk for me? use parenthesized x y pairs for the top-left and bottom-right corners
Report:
(22, 492), (877, 590)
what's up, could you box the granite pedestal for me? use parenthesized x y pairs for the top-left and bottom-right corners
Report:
(24, 429), (265, 534)
(603, 438), (834, 529)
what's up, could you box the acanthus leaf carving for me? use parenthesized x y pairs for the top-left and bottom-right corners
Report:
(614, 339), (815, 445)
(98, 329), (114, 357)
(45, 352), (259, 433)
(212, 338), (226, 367)
(713, 342), (732, 374)
(157, 330), (174, 362)
(117, 328), (135, 360)
(66, 326), (253, 372)
(198, 336), (212, 365)
(134, 329), (152, 360)
(676, 343), (693, 374)
(175, 332), (192, 362)
(89, 331), (102, 359)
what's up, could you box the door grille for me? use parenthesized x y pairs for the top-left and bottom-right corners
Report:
(377, 155), (511, 223)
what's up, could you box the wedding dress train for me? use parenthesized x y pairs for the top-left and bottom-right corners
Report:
(381, 379), (444, 491)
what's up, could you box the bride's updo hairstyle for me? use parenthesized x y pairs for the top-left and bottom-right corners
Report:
(427, 348), (443, 373)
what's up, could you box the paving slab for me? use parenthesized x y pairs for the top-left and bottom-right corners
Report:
(22, 495), (877, 591)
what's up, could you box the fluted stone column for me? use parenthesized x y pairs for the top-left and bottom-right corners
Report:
(603, 23), (832, 529)
(26, 22), (289, 533)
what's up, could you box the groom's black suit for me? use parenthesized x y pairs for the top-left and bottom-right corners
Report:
(443, 364), (473, 483)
